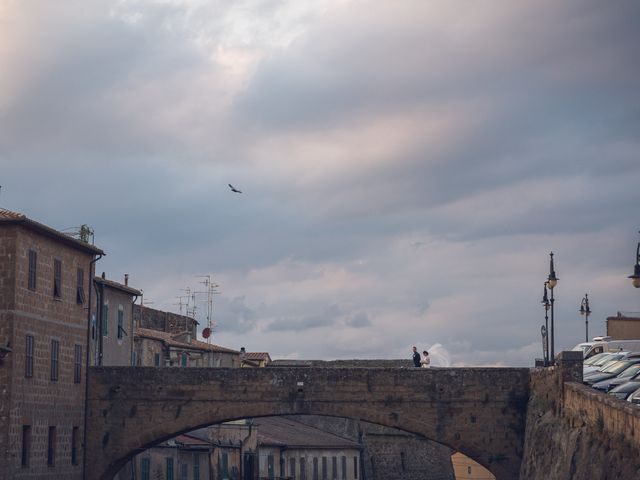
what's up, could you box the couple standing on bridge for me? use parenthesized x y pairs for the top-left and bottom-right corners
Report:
(412, 346), (430, 368)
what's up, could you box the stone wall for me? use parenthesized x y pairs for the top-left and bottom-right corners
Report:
(521, 352), (640, 479)
(133, 304), (197, 336)
(87, 366), (530, 480)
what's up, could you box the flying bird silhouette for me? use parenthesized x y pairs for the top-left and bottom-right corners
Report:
(228, 184), (242, 194)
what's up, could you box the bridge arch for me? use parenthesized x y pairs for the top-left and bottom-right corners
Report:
(86, 366), (530, 479)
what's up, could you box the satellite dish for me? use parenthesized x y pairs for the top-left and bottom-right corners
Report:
(202, 327), (211, 339)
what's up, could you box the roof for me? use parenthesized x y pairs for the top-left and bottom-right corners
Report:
(245, 352), (272, 362)
(135, 327), (239, 354)
(253, 417), (361, 450)
(174, 434), (213, 447)
(94, 276), (142, 296)
(0, 208), (104, 255)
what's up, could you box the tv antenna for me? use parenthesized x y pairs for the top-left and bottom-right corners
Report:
(194, 275), (220, 344)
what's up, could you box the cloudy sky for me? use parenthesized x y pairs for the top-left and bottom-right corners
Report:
(2, 0), (639, 366)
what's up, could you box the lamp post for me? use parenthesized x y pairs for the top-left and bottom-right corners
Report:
(629, 232), (640, 288)
(579, 293), (591, 343)
(541, 283), (551, 366)
(547, 252), (559, 363)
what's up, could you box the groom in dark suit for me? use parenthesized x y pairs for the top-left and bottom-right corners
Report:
(412, 346), (421, 367)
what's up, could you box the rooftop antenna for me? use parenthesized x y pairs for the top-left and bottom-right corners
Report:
(195, 275), (220, 344)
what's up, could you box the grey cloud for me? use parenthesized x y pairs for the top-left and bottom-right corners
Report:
(212, 295), (257, 334)
(345, 312), (371, 328)
(267, 304), (342, 332)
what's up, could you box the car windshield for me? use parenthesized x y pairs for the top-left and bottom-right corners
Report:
(584, 353), (608, 365)
(618, 364), (640, 378)
(572, 343), (591, 353)
(596, 354), (625, 367)
(606, 360), (639, 375)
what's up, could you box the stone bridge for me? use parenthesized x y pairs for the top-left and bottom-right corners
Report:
(86, 366), (530, 480)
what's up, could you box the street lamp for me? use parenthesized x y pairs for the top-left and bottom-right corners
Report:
(579, 293), (591, 343)
(541, 283), (551, 366)
(629, 232), (640, 288)
(547, 252), (559, 363)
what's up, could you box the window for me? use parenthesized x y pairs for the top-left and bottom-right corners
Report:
(74, 345), (82, 384)
(91, 314), (96, 340)
(25, 335), (34, 378)
(322, 457), (327, 480)
(53, 259), (62, 298)
(300, 457), (306, 480)
(353, 457), (358, 479)
(154, 353), (161, 367)
(166, 457), (174, 480)
(141, 458), (150, 480)
(290, 458), (296, 478)
(117, 307), (125, 340)
(222, 452), (229, 478)
(180, 463), (188, 480)
(21, 425), (31, 467)
(332, 457), (337, 480)
(313, 457), (319, 480)
(50, 340), (59, 382)
(102, 303), (109, 336)
(181, 353), (188, 367)
(341, 456), (346, 479)
(71, 427), (79, 465)
(76, 268), (85, 304)
(193, 453), (201, 480)
(28, 250), (37, 291)
(267, 455), (274, 479)
(47, 426), (56, 466)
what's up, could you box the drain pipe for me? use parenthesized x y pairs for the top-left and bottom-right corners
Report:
(83, 252), (103, 480)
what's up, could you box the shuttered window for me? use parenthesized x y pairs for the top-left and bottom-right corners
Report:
(53, 259), (62, 298)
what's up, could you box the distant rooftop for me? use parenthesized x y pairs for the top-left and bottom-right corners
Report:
(254, 417), (361, 449)
(135, 327), (239, 354)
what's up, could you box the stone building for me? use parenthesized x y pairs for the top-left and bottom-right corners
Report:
(253, 416), (362, 480)
(0, 208), (103, 479)
(241, 350), (272, 368)
(90, 273), (141, 366)
(121, 433), (214, 480)
(134, 327), (241, 367)
(606, 311), (640, 340)
(134, 304), (199, 337)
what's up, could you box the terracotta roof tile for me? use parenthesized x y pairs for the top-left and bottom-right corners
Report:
(245, 352), (271, 361)
(135, 327), (239, 354)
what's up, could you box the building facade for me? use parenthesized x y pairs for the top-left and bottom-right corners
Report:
(0, 208), (103, 479)
(90, 274), (141, 366)
(607, 312), (640, 340)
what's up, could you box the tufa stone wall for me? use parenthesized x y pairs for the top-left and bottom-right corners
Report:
(521, 352), (640, 479)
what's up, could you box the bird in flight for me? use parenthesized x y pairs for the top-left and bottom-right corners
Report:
(228, 184), (242, 194)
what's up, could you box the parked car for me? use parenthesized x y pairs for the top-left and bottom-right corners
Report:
(627, 386), (640, 404)
(592, 364), (640, 392)
(609, 381), (640, 400)
(583, 352), (628, 375)
(584, 359), (640, 386)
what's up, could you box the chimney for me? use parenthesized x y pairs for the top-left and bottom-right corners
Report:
(240, 347), (246, 358)
(124, 273), (129, 286)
